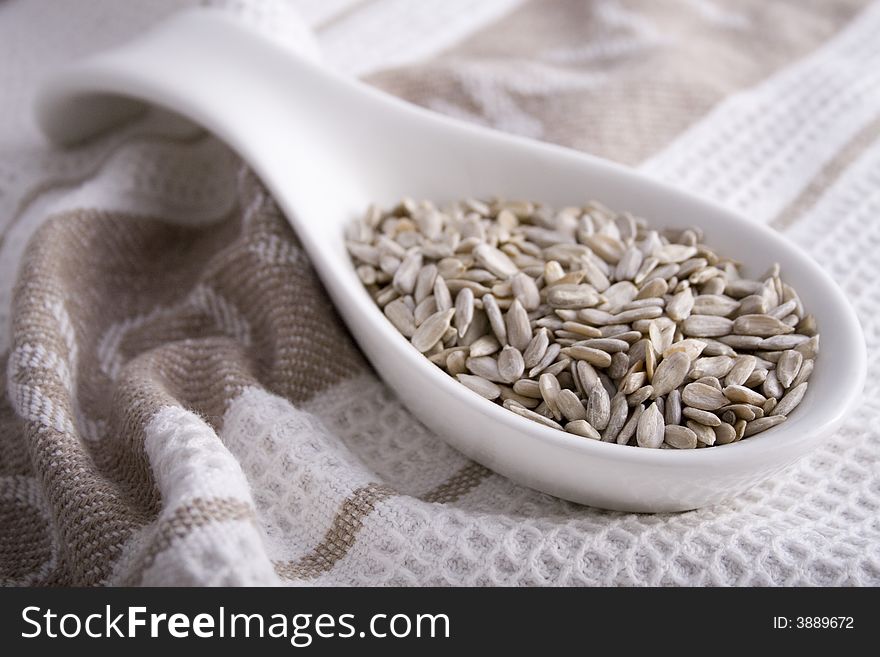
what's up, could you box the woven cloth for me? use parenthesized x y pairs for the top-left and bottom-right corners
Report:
(2, 0), (879, 586)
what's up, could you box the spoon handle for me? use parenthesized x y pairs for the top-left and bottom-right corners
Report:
(35, 7), (423, 222)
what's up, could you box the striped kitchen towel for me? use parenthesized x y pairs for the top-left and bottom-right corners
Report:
(1, 0), (878, 585)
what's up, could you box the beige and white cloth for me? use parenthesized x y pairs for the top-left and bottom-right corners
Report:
(2, 0), (879, 586)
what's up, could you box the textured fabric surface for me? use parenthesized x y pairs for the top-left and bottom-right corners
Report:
(2, 0), (879, 586)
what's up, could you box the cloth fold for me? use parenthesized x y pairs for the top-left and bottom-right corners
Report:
(2, 0), (879, 586)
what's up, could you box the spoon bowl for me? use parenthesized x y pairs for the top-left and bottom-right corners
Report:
(35, 8), (866, 511)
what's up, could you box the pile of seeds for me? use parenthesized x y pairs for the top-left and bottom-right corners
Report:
(346, 198), (818, 449)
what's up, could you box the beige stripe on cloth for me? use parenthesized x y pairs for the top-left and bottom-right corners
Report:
(771, 116), (880, 229)
(274, 463), (491, 581)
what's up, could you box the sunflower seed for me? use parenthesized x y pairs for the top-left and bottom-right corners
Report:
(724, 355), (756, 387)
(682, 382), (729, 410)
(557, 389), (587, 422)
(762, 370), (784, 399)
(617, 404), (644, 445)
(742, 415), (786, 437)
(719, 404), (757, 421)
(619, 298), (665, 313)
(529, 343), (562, 378)
(650, 263), (679, 281)
(429, 346), (464, 365)
(459, 309), (488, 346)
(567, 346), (613, 368)
(522, 328), (550, 369)
(494, 346), (523, 383)
(732, 314), (794, 337)
(690, 356), (736, 379)
(637, 402), (665, 448)
(509, 272), (539, 311)
(769, 298), (798, 319)
(384, 298), (417, 337)
(662, 338), (707, 362)
(473, 243), (519, 279)
(357, 264), (377, 285)
(575, 360), (601, 393)
(575, 338), (630, 353)
(433, 275), (453, 312)
(760, 334), (810, 351)
(392, 251), (422, 294)
(654, 244), (697, 264)
(722, 385), (766, 406)
(619, 370), (647, 395)
(797, 314), (817, 336)
(717, 334), (764, 349)
(682, 315), (734, 337)
(543, 357), (571, 378)
(465, 356), (502, 382)
(513, 379), (542, 398)
(687, 420), (716, 446)
(602, 393), (629, 442)
(411, 308), (455, 352)
(695, 376), (722, 390)
(547, 284), (601, 309)
(539, 373), (563, 420)
(454, 288), (474, 338)
(457, 374), (501, 400)
(633, 256), (660, 284)
(446, 350), (468, 375)
(414, 264), (438, 303)
(559, 321), (602, 338)
(713, 422), (737, 445)
(682, 407), (721, 427)
(692, 294), (740, 317)
(609, 352), (630, 379)
(666, 287), (695, 321)
(776, 350), (803, 388)
(627, 385), (654, 406)
(576, 308), (616, 325)
(613, 306), (663, 323)
(469, 334), (500, 358)
(635, 277), (668, 300)
(676, 257), (708, 278)
(794, 334), (820, 359)
(375, 285), (400, 307)
(446, 279), (490, 296)
(414, 296), (438, 326)
(605, 329), (642, 343)
(503, 399), (563, 429)
(616, 247), (644, 281)
(565, 420), (601, 440)
(583, 234), (625, 263)
(665, 425), (698, 449)
(506, 299), (533, 351)
(479, 294), (507, 345)
(725, 279), (763, 298)
(744, 368), (768, 387)
(586, 386), (611, 430)
(665, 388), (682, 425)
(772, 382), (807, 416)
(791, 358), (814, 388)
(648, 320), (674, 354)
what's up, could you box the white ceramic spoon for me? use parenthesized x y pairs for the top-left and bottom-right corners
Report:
(35, 8), (865, 512)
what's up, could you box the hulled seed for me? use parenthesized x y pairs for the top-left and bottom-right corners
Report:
(665, 425), (697, 449)
(351, 198), (818, 449)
